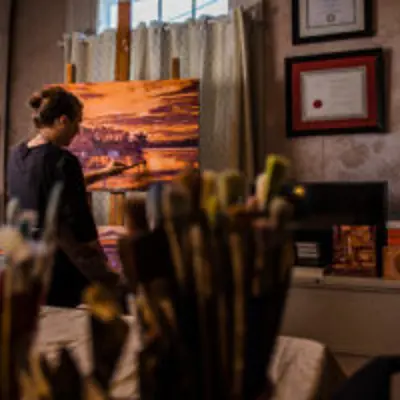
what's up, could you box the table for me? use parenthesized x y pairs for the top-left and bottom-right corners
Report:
(34, 307), (345, 399)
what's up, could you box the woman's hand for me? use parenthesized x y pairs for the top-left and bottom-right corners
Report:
(84, 160), (136, 186)
(104, 160), (128, 177)
(84, 160), (128, 186)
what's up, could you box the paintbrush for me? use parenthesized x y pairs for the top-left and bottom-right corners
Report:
(260, 154), (290, 212)
(239, 200), (293, 399)
(243, 153), (293, 398)
(6, 198), (20, 226)
(117, 212), (188, 398)
(162, 184), (191, 291)
(176, 166), (202, 216)
(202, 176), (234, 398)
(135, 238), (188, 399)
(146, 182), (164, 231)
(252, 155), (290, 296)
(118, 192), (149, 293)
(189, 222), (214, 400)
(169, 167), (216, 398)
(16, 211), (38, 240)
(161, 182), (203, 397)
(115, 164), (296, 400)
(1, 199), (30, 399)
(125, 192), (148, 235)
(201, 171), (218, 211)
(215, 171), (250, 399)
(0, 185), (63, 400)
(82, 284), (130, 394)
(244, 157), (292, 399)
(217, 171), (246, 211)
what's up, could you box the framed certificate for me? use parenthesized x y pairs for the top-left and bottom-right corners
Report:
(285, 48), (386, 138)
(292, 0), (374, 45)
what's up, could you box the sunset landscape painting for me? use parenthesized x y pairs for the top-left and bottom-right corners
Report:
(61, 79), (200, 190)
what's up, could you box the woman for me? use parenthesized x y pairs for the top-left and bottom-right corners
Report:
(7, 86), (126, 308)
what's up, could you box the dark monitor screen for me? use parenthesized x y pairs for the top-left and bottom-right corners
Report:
(292, 181), (388, 274)
(299, 181), (388, 226)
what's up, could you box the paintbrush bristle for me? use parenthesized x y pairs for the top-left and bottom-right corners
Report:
(125, 192), (148, 234)
(263, 154), (290, 209)
(217, 170), (246, 210)
(146, 183), (164, 230)
(201, 171), (217, 210)
(162, 185), (191, 219)
(255, 173), (267, 211)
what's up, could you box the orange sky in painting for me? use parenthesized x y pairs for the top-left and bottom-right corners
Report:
(62, 80), (199, 142)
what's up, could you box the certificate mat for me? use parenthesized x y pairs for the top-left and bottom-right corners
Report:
(300, 67), (367, 121)
(285, 48), (385, 137)
(292, 0), (373, 44)
(300, 0), (365, 36)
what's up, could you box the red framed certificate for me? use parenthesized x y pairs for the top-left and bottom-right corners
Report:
(285, 48), (386, 138)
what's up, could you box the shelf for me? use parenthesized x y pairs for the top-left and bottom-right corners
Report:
(291, 267), (400, 294)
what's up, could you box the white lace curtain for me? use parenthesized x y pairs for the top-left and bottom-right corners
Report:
(64, 8), (264, 176)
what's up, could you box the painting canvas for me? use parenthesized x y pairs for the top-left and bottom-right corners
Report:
(329, 225), (377, 277)
(61, 79), (200, 190)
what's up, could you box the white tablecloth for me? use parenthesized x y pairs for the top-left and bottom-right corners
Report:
(34, 307), (344, 399)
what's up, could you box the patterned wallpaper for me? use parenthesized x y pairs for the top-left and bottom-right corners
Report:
(261, 0), (400, 214)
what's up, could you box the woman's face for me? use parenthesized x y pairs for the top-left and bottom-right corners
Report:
(56, 107), (83, 146)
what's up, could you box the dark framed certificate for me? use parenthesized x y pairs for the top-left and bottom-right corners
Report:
(292, 0), (374, 45)
(285, 48), (386, 138)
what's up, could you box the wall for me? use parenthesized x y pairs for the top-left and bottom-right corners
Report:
(253, 0), (400, 378)
(0, 0), (12, 215)
(7, 0), (97, 149)
(7, 0), (67, 148)
(260, 0), (400, 214)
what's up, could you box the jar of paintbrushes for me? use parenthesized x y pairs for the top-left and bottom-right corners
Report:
(119, 154), (295, 400)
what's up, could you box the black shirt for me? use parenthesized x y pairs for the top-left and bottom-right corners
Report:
(7, 142), (98, 307)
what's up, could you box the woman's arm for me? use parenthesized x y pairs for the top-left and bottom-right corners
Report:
(58, 225), (120, 292)
(84, 160), (128, 186)
(84, 166), (109, 186)
(55, 154), (120, 289)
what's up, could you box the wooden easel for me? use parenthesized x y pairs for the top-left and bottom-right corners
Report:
(66, 2), (181, 226)
(108, 0), (132, 226)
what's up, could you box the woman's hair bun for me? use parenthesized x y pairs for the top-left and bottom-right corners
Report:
(29, 93), (43, 110)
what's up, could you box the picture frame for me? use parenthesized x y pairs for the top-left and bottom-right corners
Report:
(285, 48), (386, 138)
(292, 0), (374, 45)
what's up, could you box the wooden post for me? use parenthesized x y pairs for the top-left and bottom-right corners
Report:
(109, 0), (132, 226)
(115, 0), (131, 81)
(65, 63), (76, 84)
(171, 58), (180, 79)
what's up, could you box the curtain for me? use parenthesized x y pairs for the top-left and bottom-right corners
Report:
(63, 5), (265, 224)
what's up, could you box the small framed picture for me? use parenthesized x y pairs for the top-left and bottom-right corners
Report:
(292, 0), (374, 45)
(285, 48), (386, 138)
(329, 225), (378, 277)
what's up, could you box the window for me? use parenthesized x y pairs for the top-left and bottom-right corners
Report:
(97, 0), (229, 32)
